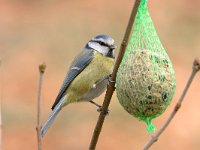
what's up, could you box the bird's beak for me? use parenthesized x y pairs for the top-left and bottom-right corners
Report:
(110, 45), (117, 50)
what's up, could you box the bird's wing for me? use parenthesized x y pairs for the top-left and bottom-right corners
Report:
(51, 49), (94, 110)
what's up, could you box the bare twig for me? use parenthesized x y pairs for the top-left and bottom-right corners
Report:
(36, 63), (46, 150)
(0, 58), (2, 150)
(143, 58), (200, 150)
(89, 1), (141, 149)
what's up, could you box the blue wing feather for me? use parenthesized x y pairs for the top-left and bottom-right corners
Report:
(51, 49), (94, 110)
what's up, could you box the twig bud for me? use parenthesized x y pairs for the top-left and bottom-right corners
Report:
(193, 57), (200, 72)
(39, 62), (46, 74)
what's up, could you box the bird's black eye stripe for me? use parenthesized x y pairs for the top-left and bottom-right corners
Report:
(92, 40), (109, 47)
(99, 41), (107, 46)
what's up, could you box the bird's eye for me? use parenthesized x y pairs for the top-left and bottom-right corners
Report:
(98, 41), (106, 46)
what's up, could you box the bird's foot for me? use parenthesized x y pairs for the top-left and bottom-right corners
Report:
(89, 100), (109, 115)
(108, 74), (115, 84)
(97, 106), (109, 115)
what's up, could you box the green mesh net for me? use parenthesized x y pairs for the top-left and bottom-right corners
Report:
(116, 0), (176, 132)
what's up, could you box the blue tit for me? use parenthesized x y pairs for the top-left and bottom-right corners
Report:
(41, 34), (116, 137)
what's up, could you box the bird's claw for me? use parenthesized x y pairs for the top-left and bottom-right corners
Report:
(108, 74), (115, 84)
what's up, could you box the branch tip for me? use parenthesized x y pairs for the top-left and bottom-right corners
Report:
(39, 62), (46, 74)
(193, 57), (200, 72)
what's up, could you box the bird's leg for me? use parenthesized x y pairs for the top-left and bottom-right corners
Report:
(92, 75), (109, 88)
(96, 74), (115, 114)
(89, 100), (102, 108)
(90, 74), (114, 115)
(89, 100), (109, 115)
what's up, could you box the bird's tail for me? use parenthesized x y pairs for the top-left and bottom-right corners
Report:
(41, 97), (65, 137)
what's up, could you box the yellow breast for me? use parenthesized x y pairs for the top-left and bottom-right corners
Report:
(66, 51), (114, 103)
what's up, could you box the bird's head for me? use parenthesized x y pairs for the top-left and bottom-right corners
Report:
(85, 34), (116, 58)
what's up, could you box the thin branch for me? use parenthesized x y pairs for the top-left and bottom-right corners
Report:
(143, 58), (200, 150)
(89, 0), (141, 149)
(36, 63), (46, 150)
(0, 58), (2, 150)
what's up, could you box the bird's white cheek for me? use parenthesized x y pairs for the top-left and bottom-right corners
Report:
(88, 42), (100, 51)
(100, 47), (110, 56)
(88, 42), (108, 56)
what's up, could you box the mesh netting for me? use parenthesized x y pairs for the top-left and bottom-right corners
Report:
(116, 0), (176, 132)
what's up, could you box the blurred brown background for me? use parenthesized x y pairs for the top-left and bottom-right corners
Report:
(0, 0), (200, 149)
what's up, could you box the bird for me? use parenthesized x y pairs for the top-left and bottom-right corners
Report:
(41, 34), (116, 137)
